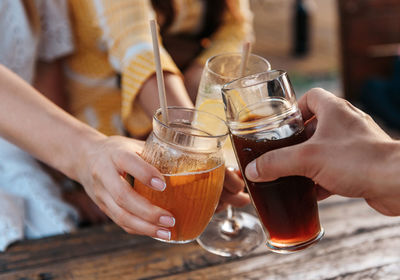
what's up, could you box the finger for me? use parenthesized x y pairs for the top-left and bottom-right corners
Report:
(113, 139), (166, 191)
(223, 168), (245, 194)
(245, 143), (317, 182)
(102, 169), (175, 227)
(316, 185), (332, 201)
(304, 116), (317, 140)
(219, 189), (250, 208)
(298, 88), (337, 122)
(102, 194), (172, 240)
(215, 202), (229, 213)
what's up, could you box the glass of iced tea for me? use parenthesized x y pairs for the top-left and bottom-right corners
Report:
(133, 107), (228, 243)
(221, 70), (324, 253)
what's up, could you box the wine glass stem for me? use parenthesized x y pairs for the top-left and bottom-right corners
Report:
(226, 204), (235, 219)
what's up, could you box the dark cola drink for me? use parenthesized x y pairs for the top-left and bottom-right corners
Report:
(230, 101), (323, 251)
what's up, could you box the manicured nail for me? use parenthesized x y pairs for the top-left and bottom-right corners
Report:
(159, 216), (175, 227)
(156, 229), (171, 240)
(246, 161), (259, 180)
(150, 178), (166, 191)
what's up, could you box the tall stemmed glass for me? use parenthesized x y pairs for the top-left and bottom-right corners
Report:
(196, 53), (271, 257)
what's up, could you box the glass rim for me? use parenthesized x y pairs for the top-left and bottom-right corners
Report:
(205, 52), (272, 80)
(222, 70), (287, 92)
(154, 106), (228, 139)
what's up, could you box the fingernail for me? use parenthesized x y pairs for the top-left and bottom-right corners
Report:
(151, 178), (166, 191)
(159, 216), (175, 227)
(246, 161), (259, 180)
(156, 229), (171, 240)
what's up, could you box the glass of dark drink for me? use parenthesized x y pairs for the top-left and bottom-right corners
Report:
(221, 70), (324, 253)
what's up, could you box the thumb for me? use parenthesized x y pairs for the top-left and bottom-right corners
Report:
(245, 144), (313, 182)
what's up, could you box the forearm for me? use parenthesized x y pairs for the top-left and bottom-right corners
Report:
(137, 72), (194, 118)
(367, 140), (400, 215)
(0, 65), (104, 181)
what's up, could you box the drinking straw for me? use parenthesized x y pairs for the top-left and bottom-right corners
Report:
(150, 19), (169, 124)
(239, 41), (252, 77)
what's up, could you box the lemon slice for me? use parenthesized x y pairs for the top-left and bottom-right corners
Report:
(192, 99), (226, 136)
(197, 98), (226, 120)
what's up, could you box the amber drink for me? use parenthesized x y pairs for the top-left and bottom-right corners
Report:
(133, 107), (227, 243)
(222, 70), (324, 253)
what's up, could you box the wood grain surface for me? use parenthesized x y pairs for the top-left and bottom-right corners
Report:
(1, 196), (399, 279)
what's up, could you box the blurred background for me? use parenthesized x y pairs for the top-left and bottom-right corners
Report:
(250, 0), (400, 137)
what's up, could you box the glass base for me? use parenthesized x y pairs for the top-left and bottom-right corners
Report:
(266, 228), (325, 254)
(153, 237), (195, 244)
(197, 211), (265, 257)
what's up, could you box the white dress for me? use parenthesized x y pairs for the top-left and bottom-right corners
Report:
(0, 0), (78, 251)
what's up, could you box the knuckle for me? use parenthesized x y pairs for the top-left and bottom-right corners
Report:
(134, 193), (166, 224)
(95, 200), (107, 213)
(114, 187), (130, 207)
(307, 88), (321, 96)
(115, 150), (131, 166)
(309, 87), (324, 95)
(298, 143), (320, 159)
(145, 207), (163, 224)
(122, 226), (138, 235)
(257, 151), (275, 169)
(92, 188), (104, 203)
(114, 210), (130, 228)
(297, 143), (320, 177)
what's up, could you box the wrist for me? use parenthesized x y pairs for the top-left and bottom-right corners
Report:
(62, 124), (107, 183)
(372, 140), (400, 198)
(385, 140), (400, 192)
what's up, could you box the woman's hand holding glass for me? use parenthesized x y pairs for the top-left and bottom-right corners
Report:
(75, 135), (176, 240)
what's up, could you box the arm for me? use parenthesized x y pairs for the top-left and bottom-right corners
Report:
(245, 88), (400, 216)
(91, 0), (193, 137)
(0, 65), (175, 239)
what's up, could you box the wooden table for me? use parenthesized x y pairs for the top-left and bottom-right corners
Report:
(1, 196), (400, 279)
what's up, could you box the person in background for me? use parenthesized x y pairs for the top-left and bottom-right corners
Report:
(65, 0), (253, 138)
(64, 0), (252, 210)
(245, 88), (400, 216)
(0, 0), (249, 249)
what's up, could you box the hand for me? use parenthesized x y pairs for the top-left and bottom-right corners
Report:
(0, 65), (174, 239)
(76, 135), (176, 240)
(216, 167), (250, 212)
(245, 88), (400, 216)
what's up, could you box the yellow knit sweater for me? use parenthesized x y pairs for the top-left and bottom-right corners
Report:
(65, 0), (253, 137)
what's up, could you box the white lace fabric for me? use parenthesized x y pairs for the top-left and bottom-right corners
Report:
(0, 0), (78, 251)
(0, 0), (74, 83)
